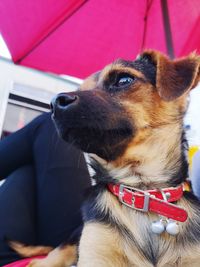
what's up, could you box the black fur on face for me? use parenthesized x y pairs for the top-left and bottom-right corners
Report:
(116, 55), (156, 86)
(52, 90), (134, 161)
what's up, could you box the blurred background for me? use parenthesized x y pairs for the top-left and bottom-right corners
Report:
(0, 0), (200, 161)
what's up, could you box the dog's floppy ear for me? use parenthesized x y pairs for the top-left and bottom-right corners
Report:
(140, 50), (200, 101)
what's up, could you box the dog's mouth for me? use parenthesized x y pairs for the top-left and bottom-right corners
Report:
(53, 121), (133, 160)
(61, 126), (132, 144)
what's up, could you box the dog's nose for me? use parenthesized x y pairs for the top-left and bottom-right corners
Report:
(51, 93), (78, 114)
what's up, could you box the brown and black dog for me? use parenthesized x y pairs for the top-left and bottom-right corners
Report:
(11, 50), (200, 266)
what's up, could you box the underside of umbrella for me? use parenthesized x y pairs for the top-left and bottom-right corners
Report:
(0, 0), (200, 78)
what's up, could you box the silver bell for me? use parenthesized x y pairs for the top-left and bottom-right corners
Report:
(151, 220), (165, 234)
(166, 220), (180, 236)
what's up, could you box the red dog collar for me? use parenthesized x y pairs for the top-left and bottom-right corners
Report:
(108, 183), (188, 222)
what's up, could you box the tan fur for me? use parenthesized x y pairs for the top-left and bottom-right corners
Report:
(100, 64), (146, 83)
(9, 241), (53, 257)
(80, 73), (98, 91)
(78, 223), (129, 267)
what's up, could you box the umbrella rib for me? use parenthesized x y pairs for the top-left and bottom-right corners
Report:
(141, 0), (153, 51)
(161, 0), (175, 58)
(16, 0), (88, 64)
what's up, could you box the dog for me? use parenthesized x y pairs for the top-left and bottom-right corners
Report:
(11, 50), (200, 267)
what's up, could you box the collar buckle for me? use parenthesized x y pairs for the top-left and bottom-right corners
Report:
(119, 184), (150, 212)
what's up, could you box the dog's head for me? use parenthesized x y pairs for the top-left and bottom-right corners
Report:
(51, 51), (200, 182)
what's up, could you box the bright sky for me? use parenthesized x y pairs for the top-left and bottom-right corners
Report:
(0, 34), (11, 59)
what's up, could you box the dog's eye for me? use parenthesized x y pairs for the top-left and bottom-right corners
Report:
(115, 76), (135, 88)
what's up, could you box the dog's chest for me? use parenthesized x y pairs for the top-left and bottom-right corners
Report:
(117, 208), (200, 267)
(97, 191), (192, 266)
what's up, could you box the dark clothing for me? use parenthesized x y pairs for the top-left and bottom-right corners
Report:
(0, 113), (91, 266)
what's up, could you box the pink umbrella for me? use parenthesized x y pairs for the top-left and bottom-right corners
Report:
(0, 0), (200, 79)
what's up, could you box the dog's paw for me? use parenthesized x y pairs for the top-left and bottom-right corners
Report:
(26, 257), (61, 267)
(26, 257), (50, 267)
(26, 245), (77, 267)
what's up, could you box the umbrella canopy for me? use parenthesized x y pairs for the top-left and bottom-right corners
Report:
(0, 0), (200, 79)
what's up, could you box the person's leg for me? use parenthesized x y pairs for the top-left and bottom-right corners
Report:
(33, 114), (91, 246)
(0, 165), (36, 266)
(36, 141), (91, 246)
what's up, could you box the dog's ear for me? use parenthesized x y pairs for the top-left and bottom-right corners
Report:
(140, 50), (200, 101)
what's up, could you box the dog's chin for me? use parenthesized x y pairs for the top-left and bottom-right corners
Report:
(56, 126), (133, 161)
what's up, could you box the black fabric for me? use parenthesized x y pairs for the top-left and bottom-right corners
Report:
(0, 113), (91, 266)
(0, 165), (36, 266)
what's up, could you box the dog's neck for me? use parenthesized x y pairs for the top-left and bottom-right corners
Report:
(90, 124), (188, 190)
